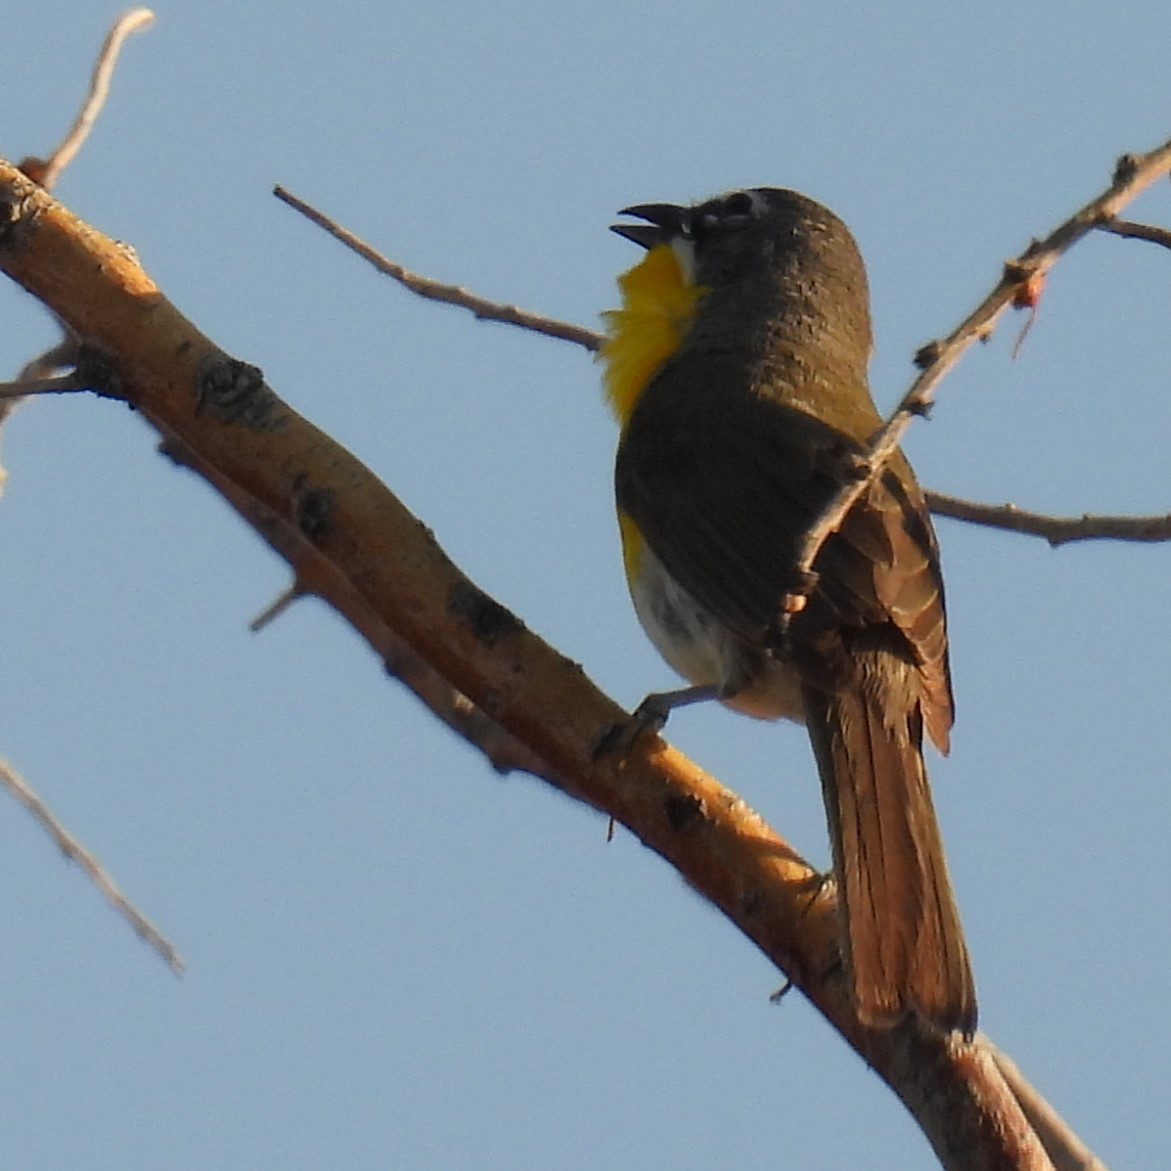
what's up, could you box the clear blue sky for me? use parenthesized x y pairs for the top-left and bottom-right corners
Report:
(3, 2), (1170, 1167)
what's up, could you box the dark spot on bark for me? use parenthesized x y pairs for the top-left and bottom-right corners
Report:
(157, 435), (195, 469)
(196, 354), (281, 428)
(73, 344), (126, 401)
(662, 791), (704, 832)
(740, 888), (767, 917)
(0, 184), (36, 253)
(294, 482), (334, 541)
(447, 580), (524, 646)
(1113, 153), (1139, 185)
(913, 340), (942, 369)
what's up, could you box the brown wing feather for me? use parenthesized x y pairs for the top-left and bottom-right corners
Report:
(616, 350), (952, 746)
(617, 352), (859, 639)
(617, 346), (972, 1032)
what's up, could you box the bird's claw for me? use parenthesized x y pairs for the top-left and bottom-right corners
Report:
(593, 699), (670, 760)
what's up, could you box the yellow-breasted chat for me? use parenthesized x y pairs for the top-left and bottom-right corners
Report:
(600, 188), (976, 1037)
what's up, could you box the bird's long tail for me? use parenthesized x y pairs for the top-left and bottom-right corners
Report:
(802, 660), (976, 1037)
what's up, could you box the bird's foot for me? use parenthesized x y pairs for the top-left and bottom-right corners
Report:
(593, 684), (721, 759)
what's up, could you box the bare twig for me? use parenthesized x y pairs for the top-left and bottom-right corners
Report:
(1098, 218), (1171, 250)
(249, 583), (304, 632)
(989, 1044), (1109, 1171)
(274, 180), (1171, 557)
(0, 339), (81, 495)
(22, 9), (155, 191)
(0, 757), (183, 974)
(0, 374), (85, 400)
(273, 185), (604, 350)
(6, 7), (153, 481)
(10, 338), (77, 385)
(927, 491), (1171, 546)
(782, 137), (1171, 616)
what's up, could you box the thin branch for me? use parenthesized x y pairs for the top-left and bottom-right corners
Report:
(927, 491), (1171, 546)
(273, 185), (604, 350)
(0, 340), (82, 496)
(14, 337), (78, 381)
(1097, 218), (1171, 250)
(249, 582), (304, 633)
(0, 374), (85, 400)
(273, 186), (1171, 554)
(0, 757), (183, 974)
(781, 139), (1171, 615)
(22, 9), (155, 191)
(989, 1044), (1109, 1171)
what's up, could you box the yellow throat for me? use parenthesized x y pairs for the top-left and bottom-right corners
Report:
(600, 242), (706, 586)
(599, 244), (705, 429)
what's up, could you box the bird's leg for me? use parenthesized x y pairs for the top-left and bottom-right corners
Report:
(594, 683), (722, 758)
(633, 683), (722, 728)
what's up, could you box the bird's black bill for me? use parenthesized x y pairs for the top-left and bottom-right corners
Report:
(611, 201), (690, 249)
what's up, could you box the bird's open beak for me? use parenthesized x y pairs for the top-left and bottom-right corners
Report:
(610, 202), (689, 249)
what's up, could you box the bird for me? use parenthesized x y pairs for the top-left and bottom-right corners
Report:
(599, 187), (976, 1036)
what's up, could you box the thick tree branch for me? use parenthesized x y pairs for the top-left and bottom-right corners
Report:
(0, 157), (1066, 1170)
(157, 433), (554, 779)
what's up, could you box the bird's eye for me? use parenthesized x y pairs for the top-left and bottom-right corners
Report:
(721, 191), (754, 218)
(693, 191), (757, 239)
(693, 190), (758, 236)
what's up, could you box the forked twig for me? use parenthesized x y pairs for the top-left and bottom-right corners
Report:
(783, 139), (1171, 614)
(6, 8), (155, 468)
(276, 172), (1171, 554)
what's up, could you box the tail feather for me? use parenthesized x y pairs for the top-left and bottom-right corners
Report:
(803, 661), (976, 1036)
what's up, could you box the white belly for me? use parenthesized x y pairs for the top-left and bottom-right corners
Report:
(626, 542), (806, 723)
